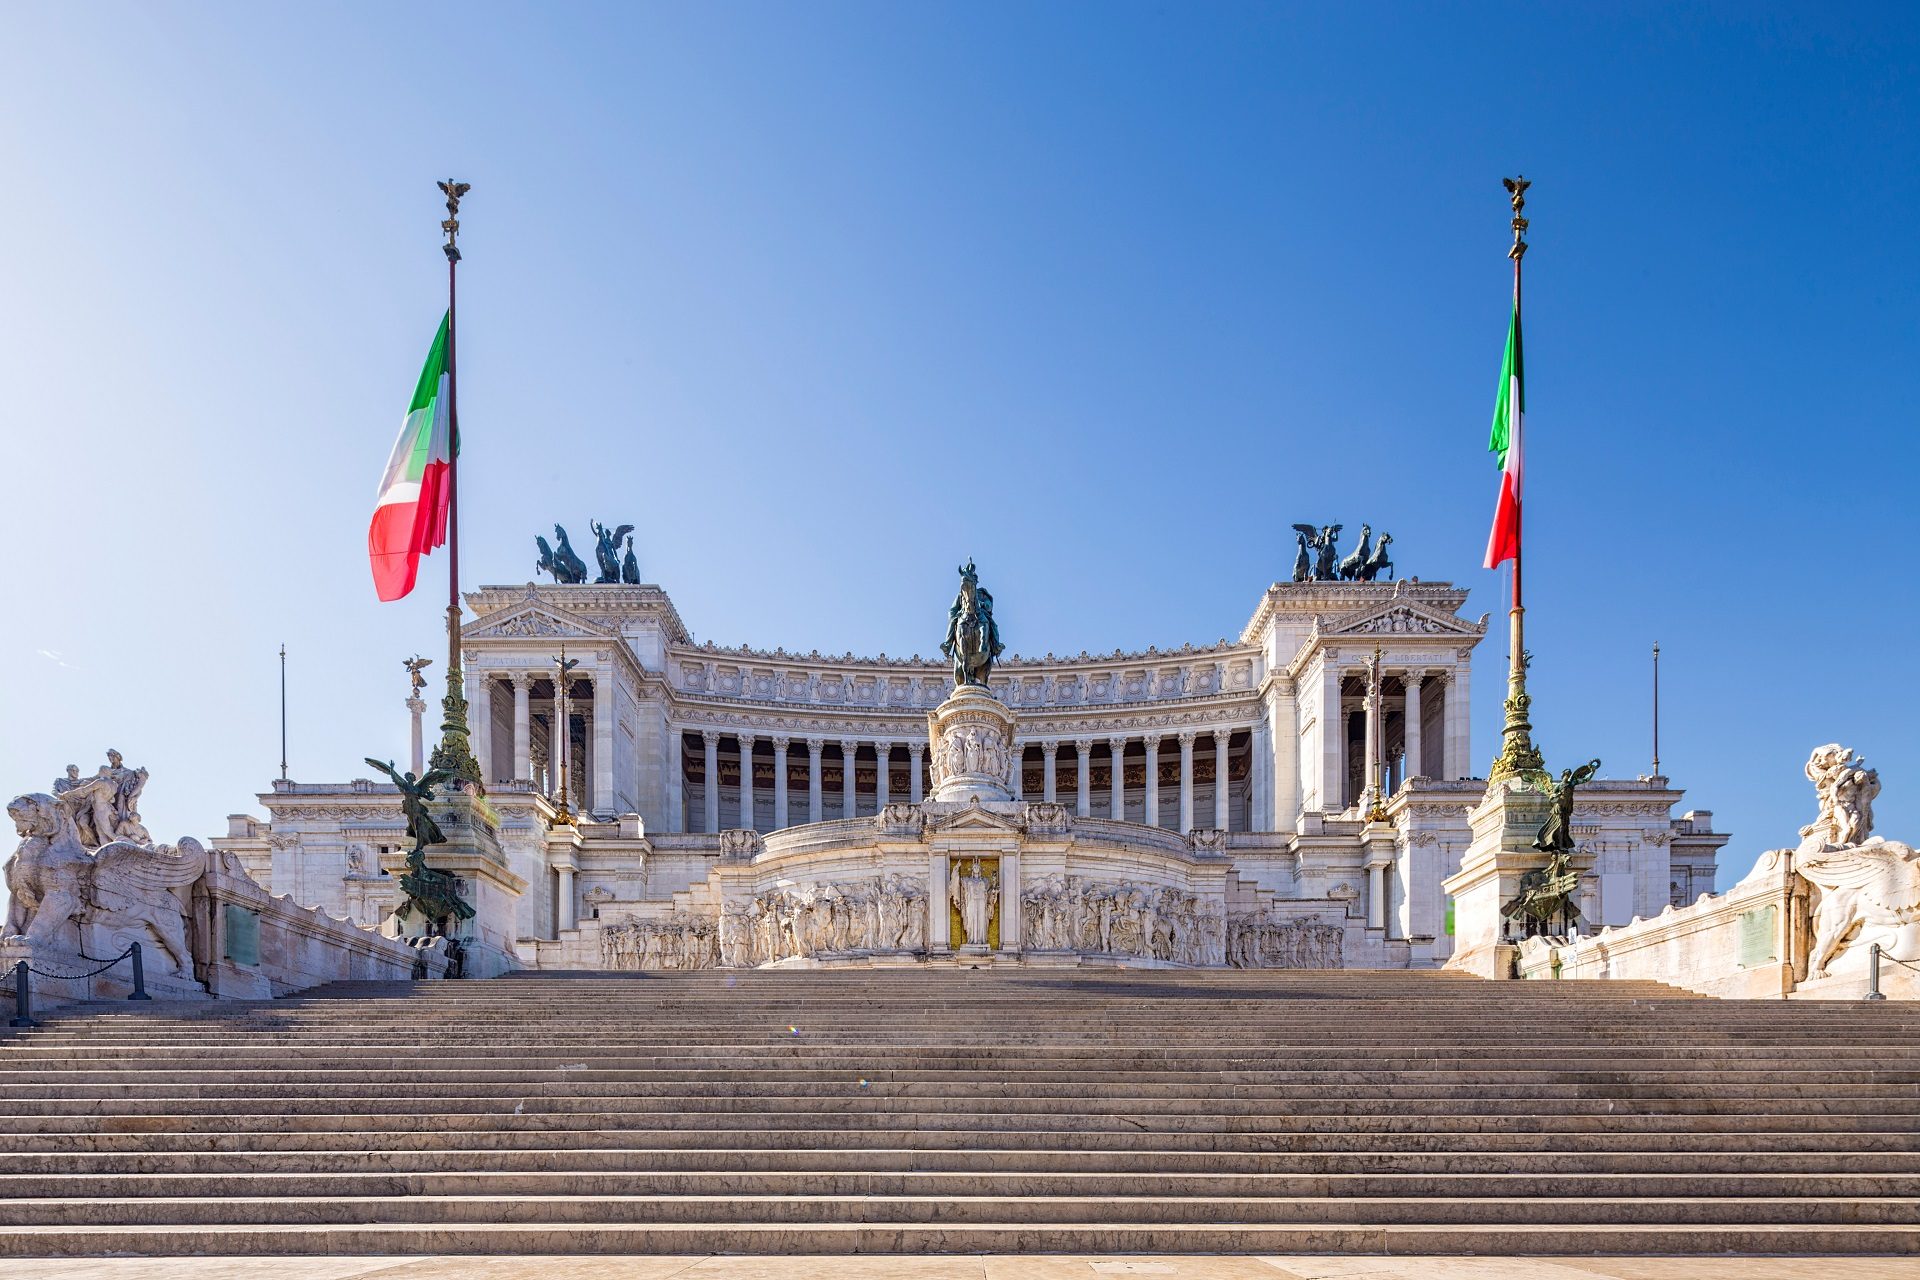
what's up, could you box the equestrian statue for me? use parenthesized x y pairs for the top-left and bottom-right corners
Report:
(941, 560), (1004, 688)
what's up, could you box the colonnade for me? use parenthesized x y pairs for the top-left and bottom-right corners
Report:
(694, 734), (930, 834)
(684, 729), (1248, 836)
(1322, 666), (1466, 813)
(469, 672), (610, 813)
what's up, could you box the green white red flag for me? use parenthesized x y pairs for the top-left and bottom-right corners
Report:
(368, 313), (453, 601)
(1483, 302), (1523, 570)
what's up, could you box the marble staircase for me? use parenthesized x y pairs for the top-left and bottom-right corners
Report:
(2, 970), (1919, 1256)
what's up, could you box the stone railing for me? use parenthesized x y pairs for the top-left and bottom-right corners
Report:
(1516, 849), (1803, 998)
(195, 852), (447, 999)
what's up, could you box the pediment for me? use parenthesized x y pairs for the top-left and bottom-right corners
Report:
(923, 800), (1027, 834)
(465, 599), (612, 642)
(1323, 600), (1484, 639)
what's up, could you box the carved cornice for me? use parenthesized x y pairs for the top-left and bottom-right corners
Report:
(467, 583), (690, 644)
(1240, 580), (1471, 644)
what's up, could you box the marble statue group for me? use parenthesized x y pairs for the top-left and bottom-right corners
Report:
(5, 753), (207, 979)
(1786, 745), (1920, 979)
(1022, 874), (1225, 965)
(50, 749), (150, 849)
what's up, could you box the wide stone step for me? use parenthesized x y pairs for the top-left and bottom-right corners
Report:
(10, 1144), (1918, 1178)
(3, 1220), (1918, 1257)
(7, 1168), (1918, 1201)
(11, 1094), (1918, 1122)
(19, 1078), (1920, 1102)
(5, 1192), (1917, 1229)
(9, 1112), (1920, 1146)
(7, 970), (1919, 1258)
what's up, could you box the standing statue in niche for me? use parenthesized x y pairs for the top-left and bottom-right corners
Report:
(363, 758), (475, 936)
(950, 857), (998, 948)
(590, 520), (635, 584)
(941, 560), (1004, 688)
(535, 524), (589, 584)
(620, 534), (641, 584)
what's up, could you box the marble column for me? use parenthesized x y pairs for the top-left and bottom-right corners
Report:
(737, 733), (756, 831)
(807, 738), (825, 823)
(927, 851), (950, 950)
(592, 673), (613, 815)
(1042, 742), (1059, 803)
(512, 673), (532, 783)
(1074, 739), (1093, 818)
(1359, 675), (1374, 805)
(1000, 851), (1021, 954)
(875, 742), (891, 810)
(554, 689), (572, 811)
(1010, 743), (1023, 801)
(1403, 672), (1424, 781)
(772, 736), (790, 829)
(1212, 730), (1231, 830)
(907, 742), (925, 804)
(558, 865), (577, 932)
(473, 674), (494, 785)
(702, 730), (721, 834)
(1143, 736), (1161, 828)
(407, 693), (426, 777)
(1109, 737), (1127, 820)
(1321, 662), (1344, 812)
(839, 739), (858, 819)
(667, 727), (684, 832)
(1178, 732), (1195, 833)
(1268, 684), (1299, 833)
(1444, 663), (1470, 781)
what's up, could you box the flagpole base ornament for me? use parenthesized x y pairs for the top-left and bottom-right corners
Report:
(428, 638), (485, 794)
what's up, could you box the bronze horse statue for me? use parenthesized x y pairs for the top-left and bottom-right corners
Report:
(941, 561), (1004, 688)
(536, 524), (589, 584)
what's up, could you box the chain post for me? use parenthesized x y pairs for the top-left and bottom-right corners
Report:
(128, 943), (151, 1001)
(8, 961), (35, 1028)
(1865, 943), (1887, 1001)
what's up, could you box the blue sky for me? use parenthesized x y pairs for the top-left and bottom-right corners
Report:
(2, 3), (1915, 892)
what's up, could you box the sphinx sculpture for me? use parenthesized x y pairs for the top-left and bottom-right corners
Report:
(1783, 745), (1920, 980)
(4, 791), (207, 979)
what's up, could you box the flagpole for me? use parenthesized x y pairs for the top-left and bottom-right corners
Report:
(429, 179), (484, 792)
(278, 640), (288, 782)
(1490, 175), (1543, 783)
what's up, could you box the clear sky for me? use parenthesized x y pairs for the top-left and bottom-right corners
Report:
(3, 3), (1916, 902)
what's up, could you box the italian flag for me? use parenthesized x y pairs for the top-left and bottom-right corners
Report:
(368, 313), (453, 601)
(1483, 302), (1523, 570)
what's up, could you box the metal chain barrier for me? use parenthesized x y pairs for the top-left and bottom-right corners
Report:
(8, 942), (150, 1028)
(24, 945), (136, 982)
(1864, 943), (1918, 1001)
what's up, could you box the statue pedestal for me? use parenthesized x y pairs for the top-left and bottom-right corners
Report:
(1443, 779), (1592, 979)
(927, 685), (1017, 803)
(384, 790), (528, 979)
